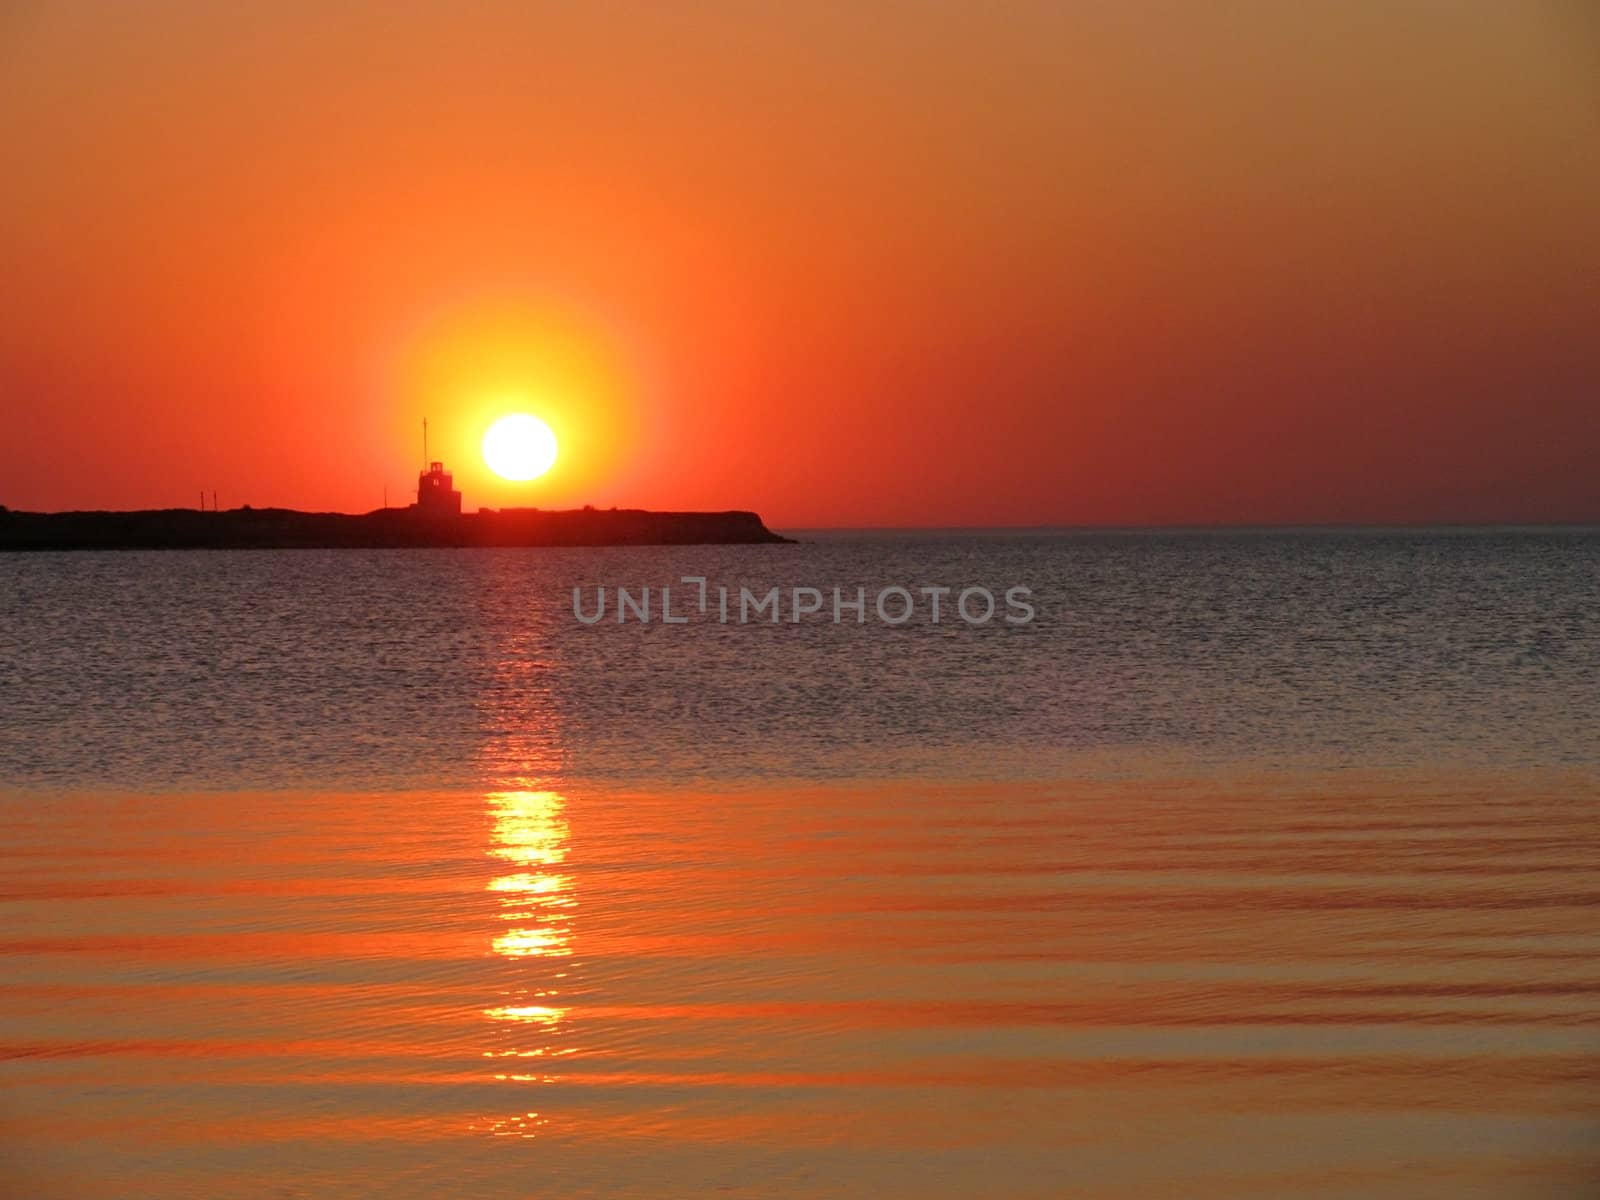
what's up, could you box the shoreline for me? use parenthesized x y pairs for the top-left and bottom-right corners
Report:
(0, 505), (793, 551)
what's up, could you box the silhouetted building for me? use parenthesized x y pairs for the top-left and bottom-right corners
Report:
(416, 461), (462, 515)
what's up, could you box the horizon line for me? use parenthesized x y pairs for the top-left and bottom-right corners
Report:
(777, 520), (1600, 534)
(6, 503), (1598, 535)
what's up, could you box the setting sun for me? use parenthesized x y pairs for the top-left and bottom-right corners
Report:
(482, 414), (558, 482)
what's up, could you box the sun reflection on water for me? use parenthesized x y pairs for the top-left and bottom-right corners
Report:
(479, 790), (577, 1119)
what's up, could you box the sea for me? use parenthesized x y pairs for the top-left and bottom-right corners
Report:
(1, 529), (1597, 1198)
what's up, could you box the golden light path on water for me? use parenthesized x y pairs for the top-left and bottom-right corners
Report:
(478, 790), (577, 1139)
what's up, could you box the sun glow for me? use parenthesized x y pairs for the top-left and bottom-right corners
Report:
(482, 413), (559, 482)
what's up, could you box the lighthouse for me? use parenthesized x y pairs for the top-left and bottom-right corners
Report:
(413, 418), (462, 514)
(416, 461), (461, 514)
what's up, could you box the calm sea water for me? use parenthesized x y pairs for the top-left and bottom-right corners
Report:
(2, 531), (1598, 1197)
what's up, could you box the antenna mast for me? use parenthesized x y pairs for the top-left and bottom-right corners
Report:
(423, 417), (429, 468)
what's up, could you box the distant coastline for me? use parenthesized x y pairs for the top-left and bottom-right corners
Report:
(0, 506), (793, 551)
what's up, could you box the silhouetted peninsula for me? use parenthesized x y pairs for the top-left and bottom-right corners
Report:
(0, 505), (792, 551)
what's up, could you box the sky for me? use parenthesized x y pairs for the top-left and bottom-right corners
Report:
(1, 1), (1597, 526)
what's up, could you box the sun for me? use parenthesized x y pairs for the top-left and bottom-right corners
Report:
(482, 413), (558, 482)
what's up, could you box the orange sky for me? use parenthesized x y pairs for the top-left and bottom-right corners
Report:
(2, 2), (1597, 526)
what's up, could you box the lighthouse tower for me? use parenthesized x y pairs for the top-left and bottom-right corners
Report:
(416, 461), (461, 514)
(413, 418), (462, 514)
